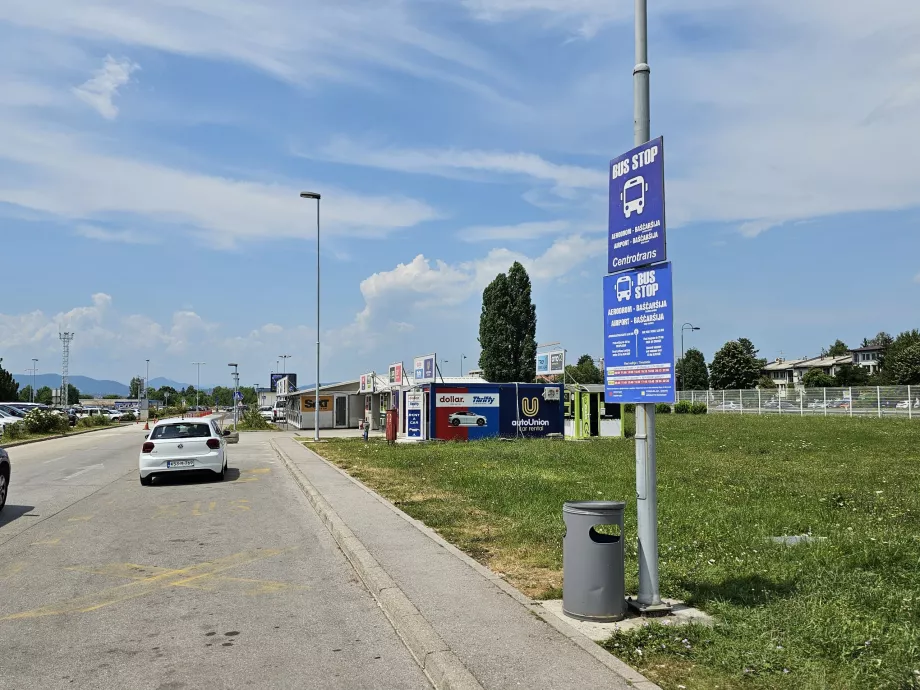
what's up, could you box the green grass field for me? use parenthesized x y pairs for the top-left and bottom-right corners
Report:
(314, 415), (920, 690)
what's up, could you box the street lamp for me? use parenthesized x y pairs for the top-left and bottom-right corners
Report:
(680, 323), (701, 391)
(279, 355), (291, 430)
(192, 362), (206, 409)
(228, 363), (239, 428)
(31, 358), (38, 402)
(460, 354), (467, 377)
(300, 190), (322, 442)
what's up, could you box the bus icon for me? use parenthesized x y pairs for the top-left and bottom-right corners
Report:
(620, 175), (648, 218)
(615, 275), (632, 302)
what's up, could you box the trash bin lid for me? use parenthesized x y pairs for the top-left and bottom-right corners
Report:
(563, 500), (626, 516)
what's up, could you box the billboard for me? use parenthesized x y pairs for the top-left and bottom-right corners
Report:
(359, 373), (375, 394)
(413, 354), (436, 384)
(608, 137), (666, 273)
(536, 349), (565, 376)
(603, 263), (675, 403)
(406, 391), (426, 441)
(270, 373), (297, 393)
(430, 383), (563, 440)
(301, 395), (333, 412)
(388, 363), (404, 386)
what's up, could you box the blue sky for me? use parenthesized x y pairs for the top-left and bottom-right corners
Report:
(1, 0), (919, 388)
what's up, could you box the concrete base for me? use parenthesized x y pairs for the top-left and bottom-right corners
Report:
(540, 598), (713, 642)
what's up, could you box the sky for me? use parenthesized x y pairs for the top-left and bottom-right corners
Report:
(1, 0), (919, 388)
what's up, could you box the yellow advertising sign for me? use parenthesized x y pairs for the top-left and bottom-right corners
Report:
(301, 396), (334, 412)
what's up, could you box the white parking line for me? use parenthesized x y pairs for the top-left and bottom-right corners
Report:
(43, 456), (67, 464)
(62, 464), (104, 480)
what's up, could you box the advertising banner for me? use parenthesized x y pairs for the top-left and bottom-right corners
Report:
(536, 349), (566, 376)
(603, 263), (675, 403)
(359, 373), (375, 394)
(608, 137), (666, 274)
(301, 395), (334, 412)
(388, 363), (403, 386)
(433, 387), (500, 441)
(406, 391), (426, 440)
(499, 386), (564, 437)
(413, 354), (436, 384)
(270, 373), (297, 392)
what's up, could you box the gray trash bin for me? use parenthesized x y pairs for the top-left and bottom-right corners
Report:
(562, 500), (626, 622)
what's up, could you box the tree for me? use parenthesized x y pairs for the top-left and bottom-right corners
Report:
(211, 386), (233, 408)
(822, 339), (850, 357)
(478, 262), (537, 383)
(242, 386), (258, 406)
(564, 354), (604, 385)
(878, 330), (920, 384)
(103, 394), (120, 399)
(709, 339), (763, 390)
(0, 360), (20, 402)
(19, 385), (34, 402)
(886, 343), (920, 385)
(803, 368), (836, 388)
(833, 363), (869, 387)
(757, 375), (777, 389)
(36, 386), (53, 404)
(676, 348), (709, 390)
(66, 384), (81, 405)
(156, 386), (178, 403)
(129, 377), (145, 399)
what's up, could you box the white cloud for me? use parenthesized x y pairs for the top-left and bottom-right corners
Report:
(76, 224), (157, 245)
(0, 120), (440, 246)
(317, 138), (604, 192)
(334, 233), (604, 349)
(72, 55), (138, 119)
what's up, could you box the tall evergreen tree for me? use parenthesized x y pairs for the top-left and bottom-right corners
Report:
(0, 359), (20, 402)
(478, 262), (537, 383)
(677, 348), (709, 390)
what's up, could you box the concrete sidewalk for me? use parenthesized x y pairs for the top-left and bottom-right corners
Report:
(273, 437), (659, 690)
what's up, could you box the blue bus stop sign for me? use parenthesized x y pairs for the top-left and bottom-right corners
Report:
(603, 263), (675, 403)
(608, 137), (666, 274)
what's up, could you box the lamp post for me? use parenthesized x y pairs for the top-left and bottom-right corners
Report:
(192, 362), (205, 410)
(300, 190), (322, 442)
(460, 354), (467, 377)
(31, 358), (38, 402)
(680, 323), (701, 391)
(279, 354), (291, 430)
(228, 363), (239, 428)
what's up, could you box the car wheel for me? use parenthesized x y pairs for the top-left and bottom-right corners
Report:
(451, 418), (460, 426)
(0, 471), (8, 511)
(139, 473), (152, 486)
(477, 418), (485, 426)
(214, 462), (226, 482)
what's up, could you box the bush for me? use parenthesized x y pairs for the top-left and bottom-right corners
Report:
(655, 403), (672, 414)
(674, 400), (692, 414)
(1, 421), (27, 441)
(691, 401), (708, 415)
(77, 414), (110, 428)
(23, 408), (70, 435)
(120, 412), (136, 422)
(624, 404), (636, 413)
(237, 405), (274, 431)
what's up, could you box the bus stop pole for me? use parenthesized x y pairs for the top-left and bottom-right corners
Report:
(633, 0), (664, 611)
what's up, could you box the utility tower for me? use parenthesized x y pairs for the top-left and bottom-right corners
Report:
(60, 332), (74, 406)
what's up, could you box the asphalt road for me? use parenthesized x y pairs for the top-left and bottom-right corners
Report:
(0, 426), (429, 690)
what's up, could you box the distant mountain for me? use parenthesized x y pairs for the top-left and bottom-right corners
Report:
(13, 374), (129, 396)
(148, 377), (191, 390)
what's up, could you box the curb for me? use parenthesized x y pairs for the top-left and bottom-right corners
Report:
(278, 438), (661, 690)
(271, 439), (484, 690)
(0, 422), (135, 450)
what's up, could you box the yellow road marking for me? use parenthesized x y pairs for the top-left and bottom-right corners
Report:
(1, 548), (292, 622)
(30, 538), (61, 546)
(0, 562), (28, 581)
(68, 515), (94, 522)
(243, 468), (271, 474)
(208, 501), (217, 512)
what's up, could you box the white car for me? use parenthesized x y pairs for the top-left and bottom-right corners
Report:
(448, 411), (487, 427)
(0, 410), (19, 439)
(139, 416), (229, 485)
(259, 406), (274, 421)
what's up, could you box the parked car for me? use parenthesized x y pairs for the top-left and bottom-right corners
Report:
(896, 399), (920, 410)
(0, 410), (19, 439)
(259, 406), (274, 421)
(0, 404), (27, 418)
(0, 447), (9, 512)
(139, 416), (230, 485)
(448, 411), (487, 427)
(272, 403), (286, 422)
(712, 401), (740, 411)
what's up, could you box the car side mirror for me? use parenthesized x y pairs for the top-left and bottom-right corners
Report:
(144, 434), (149, 440)
(222, 429), (231, 436)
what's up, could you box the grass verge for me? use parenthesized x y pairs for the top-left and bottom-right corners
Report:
(313, 415), (920, 690)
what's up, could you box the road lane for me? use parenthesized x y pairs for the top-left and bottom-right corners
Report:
(0, 430), (429, 690)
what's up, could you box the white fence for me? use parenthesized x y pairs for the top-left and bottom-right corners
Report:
(676, 386), (920, 418)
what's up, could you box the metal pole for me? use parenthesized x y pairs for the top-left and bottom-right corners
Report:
(32, 358), (37, 402)
(316, 197), (321, 442)
(632, 0), (662, 611)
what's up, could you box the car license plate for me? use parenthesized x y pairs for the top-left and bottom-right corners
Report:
(167, 460), (194, 468)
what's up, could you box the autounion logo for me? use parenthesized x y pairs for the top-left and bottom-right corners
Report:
(521, 397), (539, 417)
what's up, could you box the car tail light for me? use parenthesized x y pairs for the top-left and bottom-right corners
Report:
(142, 441), (155, 453)
(206, 438), (221, 450)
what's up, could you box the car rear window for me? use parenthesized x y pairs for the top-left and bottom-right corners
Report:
(151, 423), (212, 440)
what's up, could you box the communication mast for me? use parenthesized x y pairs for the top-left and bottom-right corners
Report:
(60, 332), (74, 406)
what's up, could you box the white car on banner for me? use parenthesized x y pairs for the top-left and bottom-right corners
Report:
(448, 411), (487, 427)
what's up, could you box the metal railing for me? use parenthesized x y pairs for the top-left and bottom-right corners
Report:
(676, 386), (920, 418)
